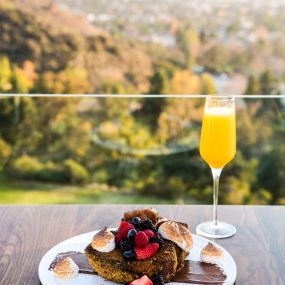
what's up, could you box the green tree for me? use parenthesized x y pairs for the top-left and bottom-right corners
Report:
(176, 26), (200, 69)
(259, 69), (279, 95)
(257, 145), (285, 203)
(201, 73), (216, 95)
(149, 69), (170, 95)
(244, 75), (260, 95)
(137, 69), (170, 129)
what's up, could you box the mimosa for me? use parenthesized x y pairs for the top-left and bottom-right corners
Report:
(200, 106), (236, 169)
(196, 96), (237, 239)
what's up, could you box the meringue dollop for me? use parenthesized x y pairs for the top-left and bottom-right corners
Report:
(91, 227), (115, 253)
(158, 221), (193, 252)
(52, 257), (79, 279)
(201, 242), (224, 264)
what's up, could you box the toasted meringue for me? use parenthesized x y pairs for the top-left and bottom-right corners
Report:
(158, 221), (193, 252)
(52, 257), (79, 279)
(201, 242), (224, 264)
(91, 227), (115, 253)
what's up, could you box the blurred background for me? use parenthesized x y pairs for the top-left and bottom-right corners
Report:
(0, 0), (284, 204)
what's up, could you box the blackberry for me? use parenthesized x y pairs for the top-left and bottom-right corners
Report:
(149, 235), (163, 248)
(152, 274), (164, 285)
(142, 218), (157, 232)
(123, 250), (136, 261)
(120, 240), (133, 252)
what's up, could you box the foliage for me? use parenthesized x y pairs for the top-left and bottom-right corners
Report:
(0, 138), (11, 171)
(201, 73), (217, 95)
(0, 0), (284, 205)
(9, 155), (89, 184)
(176, 26), (200, 69)
(63, 159), (89, 184)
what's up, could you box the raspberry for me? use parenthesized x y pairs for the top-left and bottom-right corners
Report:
(135, 231), (149, 248)
(135, 243), (159, 260)
(119, 220), (130, 231)
(115, 233), (122, 245)
(120, 223), (135, 239)
(143, 230), (155, 238)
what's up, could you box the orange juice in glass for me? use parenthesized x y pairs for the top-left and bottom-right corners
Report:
(196, 96), (237, 239)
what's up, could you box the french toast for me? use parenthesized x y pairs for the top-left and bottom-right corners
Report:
(85, 240), (187, 283)
(84, 208), (192, 284)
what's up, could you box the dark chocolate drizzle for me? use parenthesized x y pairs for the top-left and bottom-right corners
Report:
(49, 252), (227, 284)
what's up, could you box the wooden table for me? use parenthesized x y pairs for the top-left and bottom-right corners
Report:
(0, 205), (284, 285)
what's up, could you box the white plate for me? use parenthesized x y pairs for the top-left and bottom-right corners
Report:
(39, 229), (237, 285)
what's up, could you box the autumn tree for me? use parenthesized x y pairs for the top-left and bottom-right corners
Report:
(0, 56), (12, 92)
(201, 73), (216, 95)
(170, 70), (201, 94)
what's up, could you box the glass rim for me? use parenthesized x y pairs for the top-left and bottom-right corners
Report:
(206, 95), (235, 101)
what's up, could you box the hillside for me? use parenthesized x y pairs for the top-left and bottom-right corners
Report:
(0, 0), (155, 93)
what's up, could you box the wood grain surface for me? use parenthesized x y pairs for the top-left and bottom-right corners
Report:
(0, 205), (284, 285)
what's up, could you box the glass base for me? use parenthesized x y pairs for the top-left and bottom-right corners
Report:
(196, 221), (236, 239)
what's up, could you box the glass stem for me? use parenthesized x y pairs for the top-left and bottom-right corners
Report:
(211, 168), (222, 226)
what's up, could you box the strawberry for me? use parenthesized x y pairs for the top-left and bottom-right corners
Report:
(120, 223), (135, 239)
(130, 275), (153, 285)
(143, 230), (155, 238)
(135, 243), (159, 260)
(135, 231), (149, 248)
(115, 233), (122, 245)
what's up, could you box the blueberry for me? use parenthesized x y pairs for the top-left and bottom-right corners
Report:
(132, 217), (141, 227)
(123, 250), (136, 261)
(127, 229), (137, 241)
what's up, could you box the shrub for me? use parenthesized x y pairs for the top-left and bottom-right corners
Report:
(92, 169), (109, 183)
(0, 138), (11, 171)
(63, 159), (89, 184)
(11, 155), (43, 179)
(9, 156), (89, 184)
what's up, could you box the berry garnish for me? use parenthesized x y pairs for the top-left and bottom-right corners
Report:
(130, 275), (153, 285)
(149, 235), (163, 248)
(127, 229), (137, 241)
(123, 250), (136, 261)
(115, 233), (122, 245)
(142, 219), (157, 232)
(143, 229), (155, 238)
(120, 223), (135, 239)
(120, 240), (133, 252)
(135, 231), (149, 248)
(152, 275), (164, 285)
(132, 217), (141, 227)
(135, 243), (159, 260)
(119, 220), (130, 230)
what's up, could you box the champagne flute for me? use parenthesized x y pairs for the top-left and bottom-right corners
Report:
(196, 95), (236, 239)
